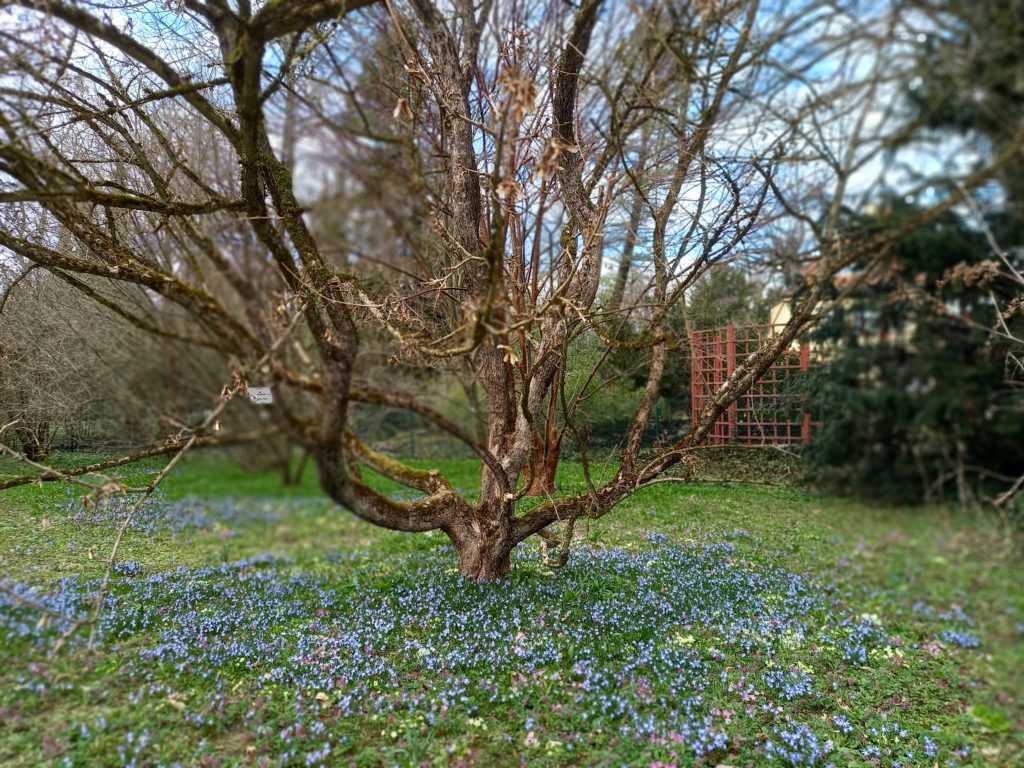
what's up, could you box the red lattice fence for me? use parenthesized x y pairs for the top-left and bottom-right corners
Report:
(690, 323), (814, 446)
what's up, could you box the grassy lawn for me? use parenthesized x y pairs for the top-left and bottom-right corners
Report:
(0, 452), (1021, 767)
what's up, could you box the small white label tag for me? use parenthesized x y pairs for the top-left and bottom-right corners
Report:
(247, 386), (274, 405)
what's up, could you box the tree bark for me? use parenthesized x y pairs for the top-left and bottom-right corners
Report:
(448, 504), (514, 580)
(608, 184), (646, 313)
(525, 431), (561, 496)
(15, 424), (50, 463)
(525, 370), (562, 495)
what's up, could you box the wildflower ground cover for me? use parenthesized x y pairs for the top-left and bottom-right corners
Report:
(0, 454), (1021, 766)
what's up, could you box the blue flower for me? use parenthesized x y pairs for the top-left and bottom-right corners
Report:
(831, 714), (853, 735)
(939, 630), (980, 648)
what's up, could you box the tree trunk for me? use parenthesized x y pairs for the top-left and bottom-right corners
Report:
(525, 368), (562, 496)
(279, 447), (309, 486)
(293, 448), (310, 486)
(16, 425), (49, 463)
(460, 379), (488, 447)
(21, 441), (46, 463)
(525, 430), (561, 495)
(607, 127), (650, 313)
(608, 189), (645, 312)
(279, 458), (294, 486)
(448, 506), (513, 580)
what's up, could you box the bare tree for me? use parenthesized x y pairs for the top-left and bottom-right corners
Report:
(0, 0), (1017, 578)
(0, 261), (229, 456)
(933, 194), (1024, 509)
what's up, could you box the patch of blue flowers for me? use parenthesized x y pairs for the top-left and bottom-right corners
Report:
(939, 629), (980, 648)
(764, 721), (834, 766)
(831, 713), (853, 734)
(763, 667), (814, 700)
(60, 490), (326, 535)
(840, 616), (889, 663)
(112, 560), (144, 577)
(0, 532), (979, 765)
(913, 601), (983, 649)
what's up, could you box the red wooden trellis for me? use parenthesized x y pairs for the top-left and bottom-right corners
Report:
(689, 323), (814, 446)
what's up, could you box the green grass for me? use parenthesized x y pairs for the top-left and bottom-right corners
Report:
(0, 451), (1021, 766)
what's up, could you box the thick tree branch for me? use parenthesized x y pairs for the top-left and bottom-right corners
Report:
(250, 0), (381, 41)
(0, 429), (278, 492)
